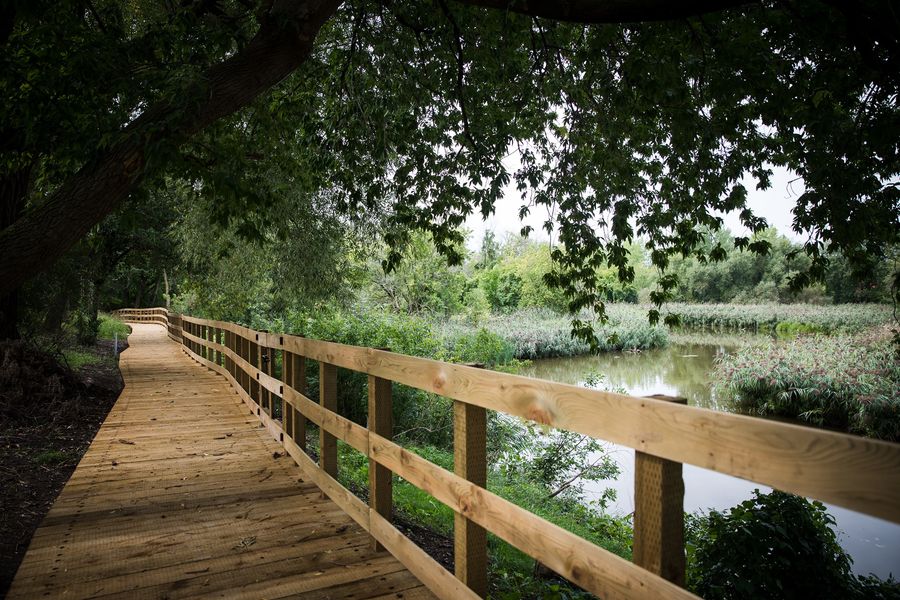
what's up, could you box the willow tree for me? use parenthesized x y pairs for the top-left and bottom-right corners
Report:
(1, 0), (897, 340)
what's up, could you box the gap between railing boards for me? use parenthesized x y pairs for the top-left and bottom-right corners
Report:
(116, 309), (900, 600)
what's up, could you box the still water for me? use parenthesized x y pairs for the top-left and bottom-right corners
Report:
(521, 345), (900, 579)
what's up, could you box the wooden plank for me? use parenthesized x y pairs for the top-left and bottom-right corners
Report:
(7, 323), (433, 600)
(368, 433), (697, 600)
(453, 400), (487, 596)
(359, 350), (900, 523)
(368, 375), (393, 551)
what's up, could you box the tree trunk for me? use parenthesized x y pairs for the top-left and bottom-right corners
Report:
(163, 269), (170, 308)
(0, 163), (33, 340)
(43, 287), (69, 333)
(0, 0), (342, 298)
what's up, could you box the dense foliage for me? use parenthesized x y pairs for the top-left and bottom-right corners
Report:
(3, 0), (899, 348)
(714, 329), (900, 440)
(686, 490), (898, 599)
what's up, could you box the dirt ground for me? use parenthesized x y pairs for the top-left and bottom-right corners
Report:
(0, 338), (125, 598)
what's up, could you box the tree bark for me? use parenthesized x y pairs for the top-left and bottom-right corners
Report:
(0, 163), (33, 340)
(0, 0), (342, 298)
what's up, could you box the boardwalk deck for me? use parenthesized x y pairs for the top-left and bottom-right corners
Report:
(8, 324), (434, 600)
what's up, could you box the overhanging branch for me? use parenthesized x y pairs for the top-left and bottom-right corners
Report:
(450, 0), (754, 23)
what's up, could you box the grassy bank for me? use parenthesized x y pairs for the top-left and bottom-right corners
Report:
(713, 327), (899, 441)
(662, 302), (892, 334)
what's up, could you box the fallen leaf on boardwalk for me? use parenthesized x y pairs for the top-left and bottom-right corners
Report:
(232, 536), (257, 550)
(118, 439), (136, 445)
(335, 525), (349, 533)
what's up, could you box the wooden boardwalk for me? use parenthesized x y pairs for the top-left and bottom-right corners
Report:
(8, 324), (434, 600)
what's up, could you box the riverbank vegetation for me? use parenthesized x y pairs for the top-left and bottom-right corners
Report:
(687, 490), (900, 600)
(714, 327), (900, 441)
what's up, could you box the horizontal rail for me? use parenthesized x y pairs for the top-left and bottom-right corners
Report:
(123, 309), (900, 600)
(177, 314), (900, 523)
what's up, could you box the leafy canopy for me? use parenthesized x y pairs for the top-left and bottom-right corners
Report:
(2, 1), (898, 343)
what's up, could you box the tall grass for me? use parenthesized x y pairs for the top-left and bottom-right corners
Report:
(662, 303), (892, 334)
(438, 306), (669, 360)
(713, 328), (899, 441)
(97, 314), (131, 340)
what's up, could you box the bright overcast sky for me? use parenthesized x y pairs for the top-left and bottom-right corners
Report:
(464, 164), (806, 251)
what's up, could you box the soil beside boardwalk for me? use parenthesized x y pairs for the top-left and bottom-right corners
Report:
(0, 338), (125, 598)
(5, 324), (433, 600)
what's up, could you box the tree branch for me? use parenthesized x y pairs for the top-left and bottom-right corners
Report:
(450, 0), (754, 23)
(0, 0), (342, 297)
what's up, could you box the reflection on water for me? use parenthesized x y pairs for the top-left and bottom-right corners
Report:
(520, 343), (733, 410)
(521, 345), (900, 579)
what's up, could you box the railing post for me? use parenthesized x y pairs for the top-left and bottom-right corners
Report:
(290, 352), (307, 450)
(259, 331), (271, 415)
(250, 334), (260, 408)
(283, 349), (293, 435)
(454, 397), (487, 597)
(633, 394), (687, 587)
(368, 374), (392, 551)
(319, 362), (338, 480)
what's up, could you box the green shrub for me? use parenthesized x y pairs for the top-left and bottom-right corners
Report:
(98, 314), (131, 340)
(70, 310), (99, 345)
(687, 491), (854, 599)
(687, 490), (900, 599)
(774, 320), (826, 338)
(62, 349), (102, 369)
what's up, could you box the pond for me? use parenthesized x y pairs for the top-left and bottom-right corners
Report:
(521, 344), (900, 580)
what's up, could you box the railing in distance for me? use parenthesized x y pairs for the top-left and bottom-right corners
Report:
(113, 307), (182, 343)
(141, 310), (900, 600)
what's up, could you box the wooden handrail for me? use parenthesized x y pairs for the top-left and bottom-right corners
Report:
(123, 309), (900, 600)
(113, 307), (182, 344)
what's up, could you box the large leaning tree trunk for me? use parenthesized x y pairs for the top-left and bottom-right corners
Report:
(0, 0), (748, 301)
(0, 162), (33, 339)
(0, 0), (343, 300)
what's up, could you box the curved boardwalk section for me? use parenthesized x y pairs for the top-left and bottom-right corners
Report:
(9, 324), (432, 600)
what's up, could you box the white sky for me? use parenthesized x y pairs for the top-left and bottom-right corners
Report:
(464, 164), (806, 251)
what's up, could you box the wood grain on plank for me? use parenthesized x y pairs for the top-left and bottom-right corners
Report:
(7, 324), (433, 600)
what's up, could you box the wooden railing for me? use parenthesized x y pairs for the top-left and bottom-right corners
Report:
(114, 307), (182, 343)
(120, 309), (900, 600)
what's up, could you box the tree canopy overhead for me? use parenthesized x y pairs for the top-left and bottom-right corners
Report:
(1, 0), (898, 339)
